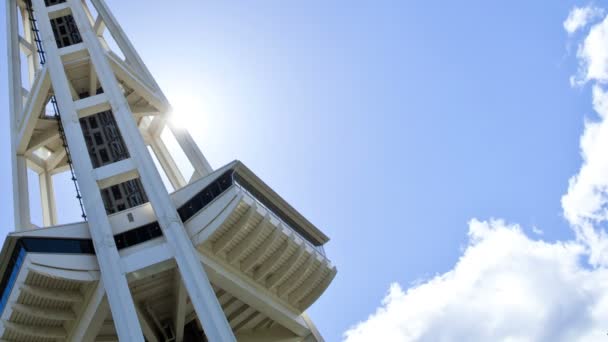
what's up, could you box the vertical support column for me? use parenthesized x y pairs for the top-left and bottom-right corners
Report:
(30, 1), (145, 340)
(39, 171), (58, 226)
(7, 0), (30, 231)
(150, 138), (187, 190)
(19, 5), (39, 85)
(15, 156), (31, 230)
(167, 121), (214, 180)
(68, 2), (236, 341)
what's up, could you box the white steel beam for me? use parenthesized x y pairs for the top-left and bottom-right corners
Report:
(93, 157), (138, 189)
(200, 254), (310, 337)
(39, 171), (58, 226)
(69, 1), (236, 340)
(107, 54), (168, 112)
(149, 138), (186, 190)
(31, 1), (146, 340)
(69, 281), (108, 342)
(27, 129), (61, 153)
(89, 0), (164, 90)
(168, 120), (214, 179)
(74, 93), (111, 118)
(46, 148), (67, 171)
(16, 66), (51, 153)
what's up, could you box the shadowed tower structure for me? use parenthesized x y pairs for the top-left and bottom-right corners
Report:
(2, 0), (337, 341)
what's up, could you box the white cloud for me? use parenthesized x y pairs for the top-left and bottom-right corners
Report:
(343, 220), (608, 342)
(573, 15), (608, 85)
(564, 6), (604, 35)
(344, 7), (608, 342)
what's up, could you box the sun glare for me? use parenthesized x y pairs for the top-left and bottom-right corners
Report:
(167, 93), (208, 131)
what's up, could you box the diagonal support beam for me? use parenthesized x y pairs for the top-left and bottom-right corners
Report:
(46, 149), (67, 171)
(68, 281), (107, 341)
(17, 67), (51, 154)
(26, 129), (60, 153)
(107, 54), (168, 113)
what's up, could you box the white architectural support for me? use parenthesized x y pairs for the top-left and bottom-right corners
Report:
(39, 171), (58, 226)
(3, 1), (334, 340)
(200, 254), (311, 337)
(93, 158), (138, 189)
(27, 130), (60, 153)
(93, 15), (106, 36)
(69, 1), (236, 341)
(19, 36), (35, 57)
(89, 0), (163, 90)
(89, 62), (98, 96)
(174, 276), (187, 342)
(107, 55), (168, 112)
(20, 5), (40, 84)
(8, 0), (30, 231)
(69, 282), (108, 342)
(168, 120), (214, 180)
(13, 156), (31, 230)
(46, 149), (67, 171)
(74, 93), (111, 118)
(149, 138), (186, 190)
(17, 67), (51, 153)
(31, 1), (146, 340)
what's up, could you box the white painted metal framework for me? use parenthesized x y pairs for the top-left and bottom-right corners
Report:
(4, 0), (335, 341)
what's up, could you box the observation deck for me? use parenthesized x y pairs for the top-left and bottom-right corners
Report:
(0, 161), (335, 341)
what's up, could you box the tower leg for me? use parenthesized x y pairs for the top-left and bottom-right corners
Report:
(68, 1), (236, 340)
(39, 171), (58, 226)
(31, 0), (145, 340)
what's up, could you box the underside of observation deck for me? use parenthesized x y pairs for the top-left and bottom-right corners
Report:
(0, 162), (336, 342)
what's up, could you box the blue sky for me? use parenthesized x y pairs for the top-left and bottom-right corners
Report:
(2, 1), (608, 341)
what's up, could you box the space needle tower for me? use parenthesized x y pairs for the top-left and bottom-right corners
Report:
(2, 0), (337, 340)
